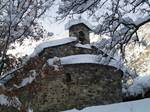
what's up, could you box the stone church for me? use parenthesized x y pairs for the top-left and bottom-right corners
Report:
(29, 19), (123, 111)
(0, 19), (123, 112)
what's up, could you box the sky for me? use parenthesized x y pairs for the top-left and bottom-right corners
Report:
(39, 1), (66, 35)
(40, 0), (149, 36)
(39, 0), (98, 36)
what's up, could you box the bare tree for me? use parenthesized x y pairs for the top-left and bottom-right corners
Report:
(0, 0), (55, 75)
(58, 0), (150, 58)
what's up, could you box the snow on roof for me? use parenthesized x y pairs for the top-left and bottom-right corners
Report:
(48, 54), (99, 65)
(47, 54), (133, 75)
(64, 98), (150, 112)
(65, 18), (95, 31)
(30, 37), (77, 57)
(75, 43), (92, 49)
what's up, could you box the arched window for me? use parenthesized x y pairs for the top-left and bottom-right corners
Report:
(65, 73), (72, 82)
(78, 31), (85, 44)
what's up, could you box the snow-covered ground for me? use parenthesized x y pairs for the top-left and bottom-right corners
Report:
(64, 98), (150, 112)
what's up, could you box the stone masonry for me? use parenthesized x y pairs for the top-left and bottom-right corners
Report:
(69, 23), (91, 44)
(38, 42), (97, 60)
(20, 64), (123, 112)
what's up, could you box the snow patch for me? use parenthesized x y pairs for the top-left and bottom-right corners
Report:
(75, 43), (92, 49)
(14, 70), (38, 89)
(0, 94), (21, 110)
(126, 74), (150, 96)
(47, 54), (133, 76)
(47, 54), (99, 65)
(65, 18), (95, 31)
(64, 98), (150, 112)
(0, 67), (23, 84)
(27, 107), (33, 112)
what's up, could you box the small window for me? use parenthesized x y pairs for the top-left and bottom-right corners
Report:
(65, 73), (72, 82)
(78, 31), (85, 44)
(72, 32), (78, 37)
(79, 31), (85, 37)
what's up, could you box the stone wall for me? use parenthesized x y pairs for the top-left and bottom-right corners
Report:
(0, 37), (123, 112)
(27, 64), (123, 112)
(0, 58), (123, 112)
(39, 42), (97, 60)
(69, 23), (90, 44)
